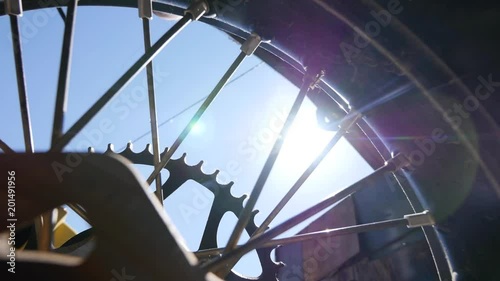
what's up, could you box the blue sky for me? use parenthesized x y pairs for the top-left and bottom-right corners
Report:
(0, 5), (373, 277)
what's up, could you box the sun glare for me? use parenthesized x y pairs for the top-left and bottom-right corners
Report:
(191, 122), (205, 135)
(277, 101), (335, 175)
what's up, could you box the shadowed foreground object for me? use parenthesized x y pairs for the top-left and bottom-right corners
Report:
(0, 153), (220, 281)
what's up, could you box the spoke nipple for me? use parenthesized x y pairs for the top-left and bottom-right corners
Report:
(138, 0), (153, 19)
(304, 68), (325, 90)
(339, 110), (363, 132)
(405, 210), (436, 228)
(241, 33), (262, 56)
(5, 0), (23, 16)
(385, 153), (411, 171)
(185, 0), (209, 21)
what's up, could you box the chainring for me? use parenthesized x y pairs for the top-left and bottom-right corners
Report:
(104, 143), (281, 281)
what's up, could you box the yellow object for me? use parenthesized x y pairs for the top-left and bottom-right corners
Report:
(18, 206), (78, 249)
(53, 207), (78, 248)
(53, 221), (77, 248)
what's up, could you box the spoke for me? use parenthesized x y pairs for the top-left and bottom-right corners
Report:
(51, 0), (78, 147)
(9, 15), (34, 153)
(194, 212), (435, 259)
(221, 68), (325, 256)
(56, 7), (66, 21)
(252, 110), (362, 236)
(68, 203), (90, 224)
(0, 139), (15, 154)
(146, 33), (263, 185)
(201, 154), (411, 272)
(48, 0), (78, 251)
(50, 3), (205, 151)
(141, 17), (163, 203)
(195, 248), (222, 259)
(7, 0), (51, 251)
(213, 68), (324, 278)
(260, 217), (406, 247)
(122, 61), (264, 149)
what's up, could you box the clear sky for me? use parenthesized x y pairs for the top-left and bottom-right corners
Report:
(0, 5), (373, 277)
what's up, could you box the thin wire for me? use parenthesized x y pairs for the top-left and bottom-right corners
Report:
(145, 51), (248, 184)
(119, 61), (264, 151)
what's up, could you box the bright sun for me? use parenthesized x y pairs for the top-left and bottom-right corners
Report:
(277, 101), (335, 175)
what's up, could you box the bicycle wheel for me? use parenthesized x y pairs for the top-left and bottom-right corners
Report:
(1, 1), (499, 281)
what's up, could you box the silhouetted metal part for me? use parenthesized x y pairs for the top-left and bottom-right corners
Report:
(141, 17), (163, 204)
(198, 220), (397, 258)
(67, 204), (89, 224)
(51, 0), (78, 147)
(146, 33), (262, 185)
(50, 3), (205, 151)
(202, 154), (410, 272)
(262, 213), (432, 248)
(221, 68), (325, 266)
(9, 15), (33, 153)
(56, 7), (65, 20)
(195, 210), (433, 259)
(0, 153), (220, 281)
(185, 0), (209, 20)
(101, 143), (280, 281)
(253, 111), (362, 236)
(405, 210), (435, 228)
(55, 228), (95, 257)
(50, 0), (80, 251)
(0, 139), (14, 154)
(138, 0), (152, 19)
(4, 0), (22, 15)
(276, 195), (359, 281)
(38, 212), (52, 252)
(7, 9), (51, 252)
